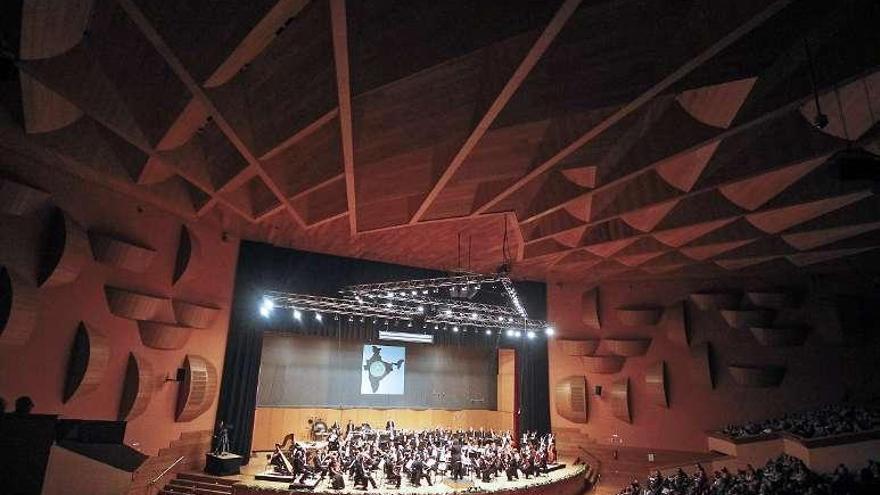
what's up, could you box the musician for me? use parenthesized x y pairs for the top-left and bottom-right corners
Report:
(328, 454), (345, 490)
(409, 453), (433, 487)
(384, 452), (403, 488)
(352, 451), (378, 490)
(450, 439), (464, 481)
(505, 452), (520, 481)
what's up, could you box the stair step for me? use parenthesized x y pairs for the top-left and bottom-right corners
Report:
(170, 479), (233, 493)
(177, 472), (237, 486)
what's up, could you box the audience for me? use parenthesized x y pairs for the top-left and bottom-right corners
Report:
(617, 455), (880, 495)
(720, 403), (880, 439)
(13, 396), (34, 415)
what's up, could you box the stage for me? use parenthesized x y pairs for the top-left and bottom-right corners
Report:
(230, 457), (588, 495)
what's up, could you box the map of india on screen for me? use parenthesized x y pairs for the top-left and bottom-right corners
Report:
(361, 345), (406, 395)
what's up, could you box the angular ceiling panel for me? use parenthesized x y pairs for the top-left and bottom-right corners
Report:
(782, 222), (880, 251)
(656, 141), (720, 192)
(746, 191), (873, 234)
(676, 77), (757, 129)
(718, 156), (826, 211)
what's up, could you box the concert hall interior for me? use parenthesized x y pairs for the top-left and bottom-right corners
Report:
(1, 1), (880, 494)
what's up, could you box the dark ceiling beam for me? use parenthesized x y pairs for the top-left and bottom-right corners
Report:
(329, 0), (358, 236)
(408, 0), (583, 225)
(116, 0), (309, 228)
(470, 0), (793, 217)
(203, 0), (313, 88)
(521, 66), (880, 243)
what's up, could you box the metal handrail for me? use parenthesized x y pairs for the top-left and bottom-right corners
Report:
(578, 445), (603, 487)
(148, 455), (185, 487)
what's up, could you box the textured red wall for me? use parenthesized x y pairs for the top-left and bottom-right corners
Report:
(547, 274), (880, 452)
(0, 165), (239, 455)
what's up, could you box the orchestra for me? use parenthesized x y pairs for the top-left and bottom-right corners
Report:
(265, 423), (558, 490)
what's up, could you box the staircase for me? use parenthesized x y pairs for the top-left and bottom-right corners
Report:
(159, 472), (236, 495)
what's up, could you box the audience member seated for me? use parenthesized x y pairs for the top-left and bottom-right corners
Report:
(616, 455), (880, 495)
(719, 403), (880, 439)
(13, 396), (34, 415)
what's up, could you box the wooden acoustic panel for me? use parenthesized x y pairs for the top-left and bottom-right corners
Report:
(0, 176), (50, 216)
(172, 225), (201, 285)
(119, 353), (154, 421)
(689, 291), (740, 311)
(720, 309), (775, 330)
(176, 355), (219, 422)
(581, 288), (601, 328)
(63, 322), (110, 402)
(582, 355), (625, 374)
(105, 286), (171, 321)
(554, 376), (588, 424)
(610, 377), (631, 423)
(750, 326), (808, 347)
(603, 338), (652, 357)
(560, 339), (600, 356)
(137, 321), (193, 350)
(728, 365), (786, 387)
(744, 291), (793, 309)
(645, 361), (668, 407)
(38, 207), (90, 288)
(0, 266), (39, 346)
(89, 231), (157, 272)
(664, 302), (691, 347)
(690, 343), (715, 389)
(616, 306), (663, 326)
(171, 299), (221, 329)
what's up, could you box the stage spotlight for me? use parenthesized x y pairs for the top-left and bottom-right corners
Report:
(407, 321), (413, 328)
(514, 330), (522, 338)
(485, 329), (492, 336)
(545, 326), (555, 336)
(506, 329), (514, 337)
(315, 313), (323, 322)
(417, 305), (424, 312)
(434, 324), (439, 330)
(498, 316), (504, 322)
(527, 331), (536, 339)
(259, 306), (270, 318)
(470, 312), (478, 320)
(348, 315), (354, 322)
(293, 309), (302, 320)
(453, 326), (460, 333)
(261, 297), (275, 310)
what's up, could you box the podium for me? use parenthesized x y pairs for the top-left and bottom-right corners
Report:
(204, 453), (243, 476)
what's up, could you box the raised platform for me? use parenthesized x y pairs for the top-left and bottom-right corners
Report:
(233, 459), (587, 495)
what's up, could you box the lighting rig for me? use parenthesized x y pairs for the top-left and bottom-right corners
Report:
(258, 272), (554, 338)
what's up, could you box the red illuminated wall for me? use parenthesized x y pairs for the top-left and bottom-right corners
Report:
(547, 274), (880, 452)
(0, 164), (238, 455)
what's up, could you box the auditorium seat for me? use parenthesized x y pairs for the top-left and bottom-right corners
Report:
(159, 472), (236, 495)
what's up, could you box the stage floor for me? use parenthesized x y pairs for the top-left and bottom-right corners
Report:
(237, 457), (586, 494)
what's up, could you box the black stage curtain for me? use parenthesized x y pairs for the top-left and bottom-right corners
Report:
(217, 240), (550, 459)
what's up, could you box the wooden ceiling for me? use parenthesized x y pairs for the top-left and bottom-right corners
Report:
(1, 0), (880, 283)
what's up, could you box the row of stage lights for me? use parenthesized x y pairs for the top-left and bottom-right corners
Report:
(258, 298), (555, 339)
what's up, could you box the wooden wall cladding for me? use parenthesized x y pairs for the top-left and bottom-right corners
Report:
(560, 339), (600, 356)
(745, 291), (794, 309)
(176, 355), (218, 422)
(0, 266), (39, 346)
(554, 376), (588, 424)
(720, 309), (775, 330)
(645, 361), (668, 408)
(172, 225), (200, 285)
(63, 322), (110, 402)
(137, 321), (193, 350)
(664, 302), (691, 347)
(171, 299), (221, 329)
(689, 291), (740, 311)
(728, 364), (786, 387)
(105, 286), (171, 321)
(616, 306), (663, 326)
(610, 377), (631, 423)
(0, 176), (50, 216)
(581, 288), (601, 328)
(690, 343), (715, 389)
(749, 326), (808, 347)
(88, 232), (157, 272)
(37, 207), (90, 288)
(603, 338), (652, 357)
(119, 353), (154, 421)
(582, 355), (625, 374)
